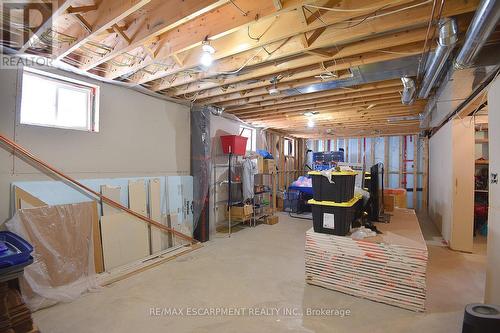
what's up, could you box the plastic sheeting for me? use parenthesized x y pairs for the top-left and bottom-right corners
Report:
(6, 202), (98, 310)
(191, 106), (211, 241)
(242, 158), (256, 201)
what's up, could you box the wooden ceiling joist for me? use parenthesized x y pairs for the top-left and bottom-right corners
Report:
(54, 0), (152, 60)
(152, 0), (476, 96)
(160, 27), (430, 96)
(128, 0), (420, 85)
(78, 0), (230, 72)
(9, 0), (483, 137)
(100, 0), (286, 80)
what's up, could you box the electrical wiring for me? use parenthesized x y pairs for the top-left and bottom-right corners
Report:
(377, 50), (419, 55)
(229, 0), (248, 16)
(303, 1), (406, 12)
(247, 16), (278, 42)
(211, 48), (265, 75)
(86, 40), (113, 52)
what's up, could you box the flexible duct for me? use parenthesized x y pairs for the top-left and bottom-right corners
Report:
(401, 77), (416, 105)
(418, 18), (458, 99)
(454, 0), (500, 70)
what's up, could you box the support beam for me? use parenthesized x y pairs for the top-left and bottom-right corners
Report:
(126, 0), (421, 85)
(20, 0), (74, 53)
(133, 0), (475, 88)
(101, 0), (286, 79)
(77, 0), (230, 70)
(54, 0), (152, 60)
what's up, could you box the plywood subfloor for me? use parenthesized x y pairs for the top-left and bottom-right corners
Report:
(33, 212), (486, 333)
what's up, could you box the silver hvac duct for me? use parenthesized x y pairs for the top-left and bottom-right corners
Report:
(401, 77), (416, 105)
(454, 0), (500, 70)
(418, 18), (458, 99)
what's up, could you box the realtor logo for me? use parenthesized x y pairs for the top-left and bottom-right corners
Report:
(1, 0), (56, 67)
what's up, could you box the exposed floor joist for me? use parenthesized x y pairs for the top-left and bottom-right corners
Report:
(7, 0), (482, 137)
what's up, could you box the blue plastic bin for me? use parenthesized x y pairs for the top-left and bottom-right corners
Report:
(0, 231), (34, 268)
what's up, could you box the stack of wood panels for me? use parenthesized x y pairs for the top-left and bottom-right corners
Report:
(305, 209), (428, 312)
(0, 282), (39, 333)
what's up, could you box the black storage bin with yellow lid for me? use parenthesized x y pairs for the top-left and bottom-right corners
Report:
(308, 171), (357, 202)
(308, 195), (362, 236)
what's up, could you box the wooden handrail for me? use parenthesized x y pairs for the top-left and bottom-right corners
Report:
(0, 134), (198, 244)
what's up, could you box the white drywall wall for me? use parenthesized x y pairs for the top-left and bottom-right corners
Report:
(0, 64), (190, 223)
(429, 121), (453, 242)
(485, 77), (500, 303)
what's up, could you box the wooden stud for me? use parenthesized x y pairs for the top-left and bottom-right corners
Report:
(384, 137), (389, 187)
(113, 24), (132, 45)
(422, 137), (429, 211)
(413, 135), (418, 210)
(67, 5), (99, 14)
(399, 136), (404, 188)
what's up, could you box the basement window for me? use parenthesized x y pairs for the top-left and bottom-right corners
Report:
(20, 67), (99, 132)
(239, 125), (256, 152)
(284, 138), (295, 156)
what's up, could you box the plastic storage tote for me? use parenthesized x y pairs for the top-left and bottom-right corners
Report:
(309, 171), (356, 202)
(308, 195), (362, 236)
(220, 135), (248, 156)
(0, 231), (33, 268)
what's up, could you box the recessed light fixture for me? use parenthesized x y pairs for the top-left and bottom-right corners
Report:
(268, 87), (280, 95)
(200, 39), (215, 68)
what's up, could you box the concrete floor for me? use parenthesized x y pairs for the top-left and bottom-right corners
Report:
(33, 212), (486, 333)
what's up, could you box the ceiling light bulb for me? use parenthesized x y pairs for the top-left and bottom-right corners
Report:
(202, 43), (215, 54)
(308, 119), (315, 128)
(200, 51), (213, 67)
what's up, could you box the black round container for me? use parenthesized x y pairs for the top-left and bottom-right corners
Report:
(462, 303), (500, 333)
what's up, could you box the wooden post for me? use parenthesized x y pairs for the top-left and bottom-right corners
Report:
(384, 137), (389, 187)
(370, 137), (376, 166)
(399, 136), (404, 188)
(345, 138), (350, 163)
(413, 135), (418, 210)
(422, 136), (429, 211)
(279, 136), (285, 191)
(272, 171), (277, 213)
(358, 138), (362, 163)
(333, 138), (337, 151)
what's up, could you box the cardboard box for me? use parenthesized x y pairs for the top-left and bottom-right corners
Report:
(256, 157), (276, 174)
(265, 159), (275, 173)
(384, 188), (407, 208)
(265, 215), (279, 225)
(384, 194), (395, 212)
(226, 204), (253, 220)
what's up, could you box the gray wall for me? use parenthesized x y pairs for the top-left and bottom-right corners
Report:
(0, 65), (190, 223)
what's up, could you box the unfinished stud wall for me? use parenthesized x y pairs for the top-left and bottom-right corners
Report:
(0, 65), (191, 224)
(308, 135), (427, 211)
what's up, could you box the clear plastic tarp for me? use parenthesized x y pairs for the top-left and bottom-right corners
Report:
(6, 202), (98, 310)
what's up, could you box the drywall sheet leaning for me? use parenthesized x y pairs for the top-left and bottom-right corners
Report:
(6, 202), (99, 310)
(100, 213), (150, 271)
(167, 176), (194, 246)
(101, 185), (121, 216)
(149, 179), (167, 253)
(13, 186), (47, 210)
(99, 181), (149, 270)
(129, 180), (147, 215)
